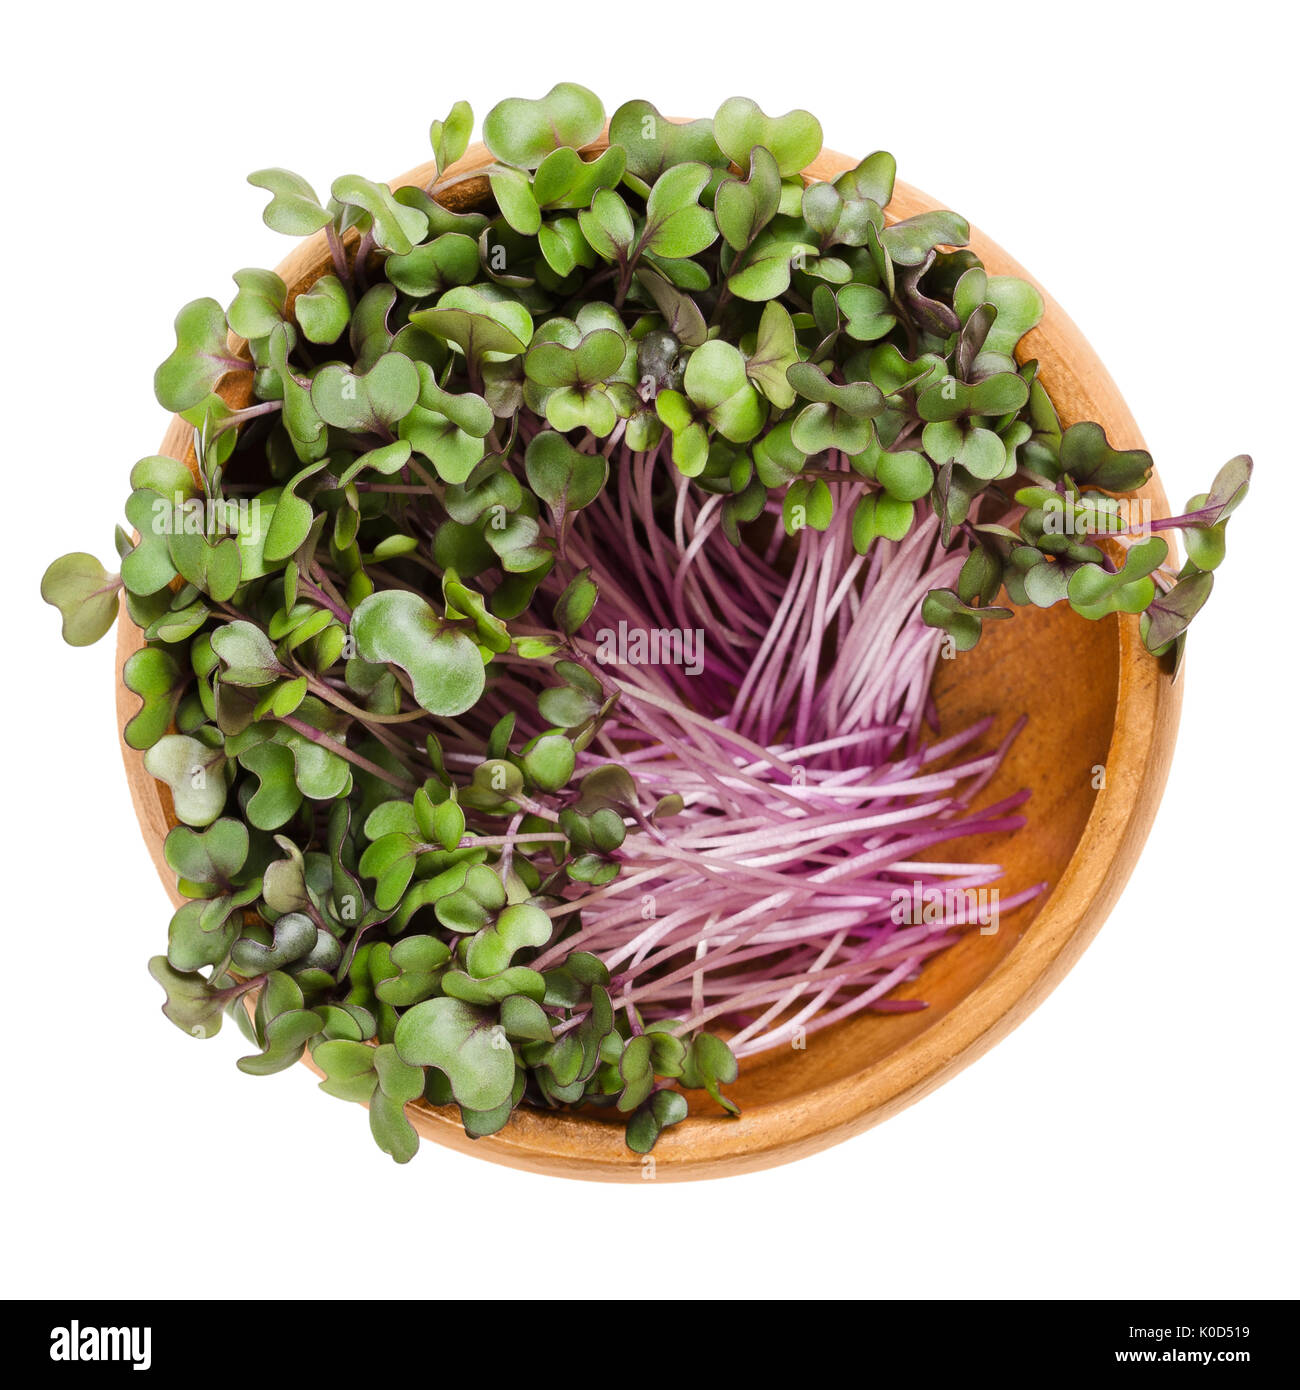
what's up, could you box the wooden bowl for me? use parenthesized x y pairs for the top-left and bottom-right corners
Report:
(116, 138), (1181, 1180)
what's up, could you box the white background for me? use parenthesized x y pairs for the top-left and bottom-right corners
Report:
(3, 0), (1295, 1301)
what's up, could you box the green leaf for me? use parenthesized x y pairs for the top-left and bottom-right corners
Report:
(369, 1090), (419, 1164)
(261, 840), (309, 913)
(753, 421), (807, 486)
(315, 1039), (378, 1103)
(641, 162), (717, 259)
(1143, 571), (1214, 652)
(430, 100), (473, 173)
(483, 83), (605, 169)
(921, 587), (1012, 651)
(442, 966), (544, 1005)
(1067, 536), (1168, 620)
(838, 283), (897, 342)
(713, 96), (822, 178)
(377, 935), (453, 1006)
(917, 372), (1029, 423)
(728, 229), (816, 302)
(783, 478), (833, 533)
(958, 545), (1005, 606)
(685, 340), (750, 411)
(236, 743), (300, 829)
(874, 494), (915, 541)
(311, 352), (421, 433)
(41, 553), (118, 646)
(331, 174), (427, 255)
(801, 181), (881, 248)
(553, 567), (598, 635)
(532, 144), (626, 210)
(834, 151), (896, 209)
(608, 101), (724, 184)
(488, 165), (542, 236)
(626, 1088), (689, 1153)
(262, 460), (327, 564)
(399, 363), (493, 485)
(715, 146), (781, 253)
(500, 994), (553, 1043)
(164, 818), (248, 889)
(122, 646), (181, 748)
(394, 997), (517, 1112)
(578, 188), (636, 262)
(154, 299), (239, 411)
(147, 957), (226, 1038)
(876, 449), (934, 502)
(788, 362), (884, 454)
(430, 798), (466, 853)
(524, 430), (607, 522)
(352, 589), (486, 716)
(525, 328), (627, 389)
(238, 972), (321, 1075)
(522, 734), (576, 792)
(634, 268), (707, 348)
(230, 912), (317, 972)
(384, 232), (480, 298)
(293, 274), (350, 344)
(444, 573), (511, 653)
(265, 324), (326, 455)
(409, 287), (532, 365)
(358, 831), (419, 910)
(1200, 454), (1252, 525)
(745, 301), (798, 408)
(538, 681), (600, 729)
(682, 1032), (740, 1115)
(211, 620), (282, 687)
(466, 903), (553, 977)
(881, 210), (970, 267)
(227, 268), (286, 340)
(922, 420), (1008, 480)
(538, 216), (595, 277)
(248, 168), (331, 235)
(1057, 421), (1153, 492)
(616, 1034), (656, 1112)
(143, 734), (227, 826)
(982, 276), (1044, 355)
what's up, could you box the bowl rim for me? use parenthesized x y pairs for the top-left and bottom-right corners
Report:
(115, 137), (1182, 1181)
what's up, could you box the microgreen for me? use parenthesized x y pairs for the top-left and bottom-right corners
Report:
(45, 88), (1248, 1164)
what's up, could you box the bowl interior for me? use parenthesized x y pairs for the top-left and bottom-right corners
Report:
(722, 600), (1117, 1106)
